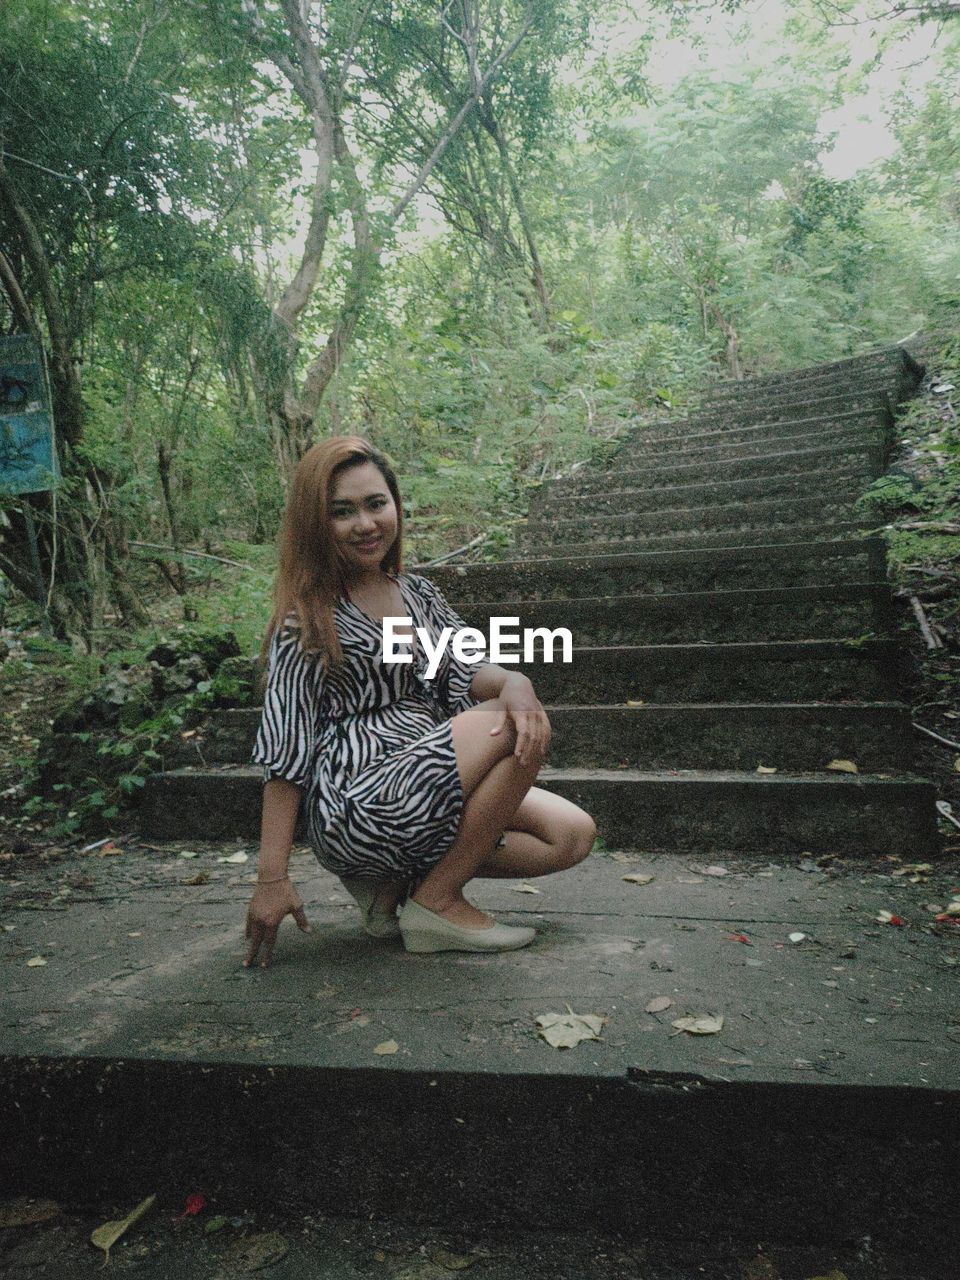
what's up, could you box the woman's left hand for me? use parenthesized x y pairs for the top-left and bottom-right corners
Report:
(488, 673), (551, 767)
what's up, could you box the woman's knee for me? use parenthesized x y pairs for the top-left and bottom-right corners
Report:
(561, 810), (597, 867)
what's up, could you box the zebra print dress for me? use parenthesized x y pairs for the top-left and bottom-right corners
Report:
(252, 572), (488, 881)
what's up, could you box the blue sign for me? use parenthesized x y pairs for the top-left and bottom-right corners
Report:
(0, 335), (59, 496)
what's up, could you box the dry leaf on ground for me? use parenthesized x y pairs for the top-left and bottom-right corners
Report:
(428, 1247), (481, 1270)
(217, 851), (248, 863)
(826, 759), (858, 773)
(373, 1039), (399, 1056)
(90, 1194), (156, 1266)
(26, 956), (47, 967)
(229, 1232), (289, 1272)
(701, 865), (728, 877)
(645, 996), (673, 1014)
(756, 765), (777, 774)
(510, 883), (541, 894)
(536, 1005), (605, 1049)
(0, 1198), (60, 1228)
(622, 872), (655, 885)
(671, 1014), (724, 1036)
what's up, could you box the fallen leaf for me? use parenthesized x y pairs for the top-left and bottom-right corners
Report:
(826, 759), (858, 773)
(876, 910), (906, 926)
(788, 932), (808, 944)
(174, 1191), (206, 1222)
(756, 765), (777, 774)
(374, 1039), (399, 1056)
(728, 933), (752, 945)
(26, 956), (47, 967)
(205, 1215), (229, 1234)
(701, 865), (728, 877)
(428, 1247), (480, 1270)
(622, 872), (655, 885)
(645, 996), (673, 1013)
(232, 1232), (289, 1272)
(217, 851), (248, 864)
(91, 1194), (156, 1266)
(671, 1014), (724, 1036)
(535, 1004), (605, 1049)
(626, 699), (645, 706)
(0, 1198), (60, 1228)
(608, 852), (636, 863)
(892, 862), (933, 881)
(675, 875), (703, 884)
(510, 882), (541, 894)
(179, 850), (199, 860)
(127, 931), (142, 938)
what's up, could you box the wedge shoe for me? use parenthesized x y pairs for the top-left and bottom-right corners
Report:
(398, 898), (536, 954)
(339, 875), (403, 939)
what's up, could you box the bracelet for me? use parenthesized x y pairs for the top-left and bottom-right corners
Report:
(256, 874), (290, 885)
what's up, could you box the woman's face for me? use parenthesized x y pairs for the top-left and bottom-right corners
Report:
(328, 460), (399, 574)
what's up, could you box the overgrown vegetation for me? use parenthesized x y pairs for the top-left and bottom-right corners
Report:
(1, 1), (959, 836)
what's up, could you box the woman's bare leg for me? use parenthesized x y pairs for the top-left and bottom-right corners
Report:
(473, 787), (596, 880)
(411, 701), (544, 927)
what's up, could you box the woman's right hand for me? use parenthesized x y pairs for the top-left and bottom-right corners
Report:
(243, 878), (311, 969)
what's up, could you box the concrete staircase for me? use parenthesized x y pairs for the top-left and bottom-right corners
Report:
(142, 345), (942, 858)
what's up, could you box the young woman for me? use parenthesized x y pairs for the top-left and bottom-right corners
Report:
(243, 436), (596, 968)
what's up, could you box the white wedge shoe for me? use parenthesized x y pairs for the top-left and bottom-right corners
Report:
(398, 898), (536, 954)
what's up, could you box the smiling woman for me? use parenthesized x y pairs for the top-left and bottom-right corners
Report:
(243, 436), (596, 969)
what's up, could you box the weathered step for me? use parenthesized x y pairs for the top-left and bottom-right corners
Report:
(538, 768), (940, 856)
(542, 441), (884, 500)
(189, 700), (915, 773)
(620, 408), (889, 455)
(517, 495), (865, 549)
(428, 538), (887, 602)
(514, 520), (874, 559)
(140, 763), (940, 856)
(524, 639), (903, 703)
(452, 583), (895, 646)
(697, 362), (913, 401)
(532, 466), (869, 520)
(625, 399), (890, 440)
(613, 423), (889, 468)
(697, 372), (901, 410)
(699, 348), (919, 401)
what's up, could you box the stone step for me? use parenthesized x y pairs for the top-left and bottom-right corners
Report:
(625, 399), (890, 439)
(620, 408), (889, 454)
(427, 538), (887, 602)
(697, 355), (916, 397)
(532, 465), (869, 520)
(537, 767), (940, 857)
(697, 370), (901, 408)
(699, 347), (918, 401)
(542, 441), (884, 499)
(140, 762), (939, 855)
(518, 495), (866, 549)
(524, 639), (902, 703)
(189, 700), (914, 774)
(615, 423), (888, 468)
(513, 520), (874, 559)
(453, 583), (895, 645)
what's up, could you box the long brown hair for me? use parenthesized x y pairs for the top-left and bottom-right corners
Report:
(261, 437), (404, 669)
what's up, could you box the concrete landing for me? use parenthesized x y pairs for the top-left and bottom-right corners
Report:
(2, 840), (958, 1250)
(3, 843), (958, 1085)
